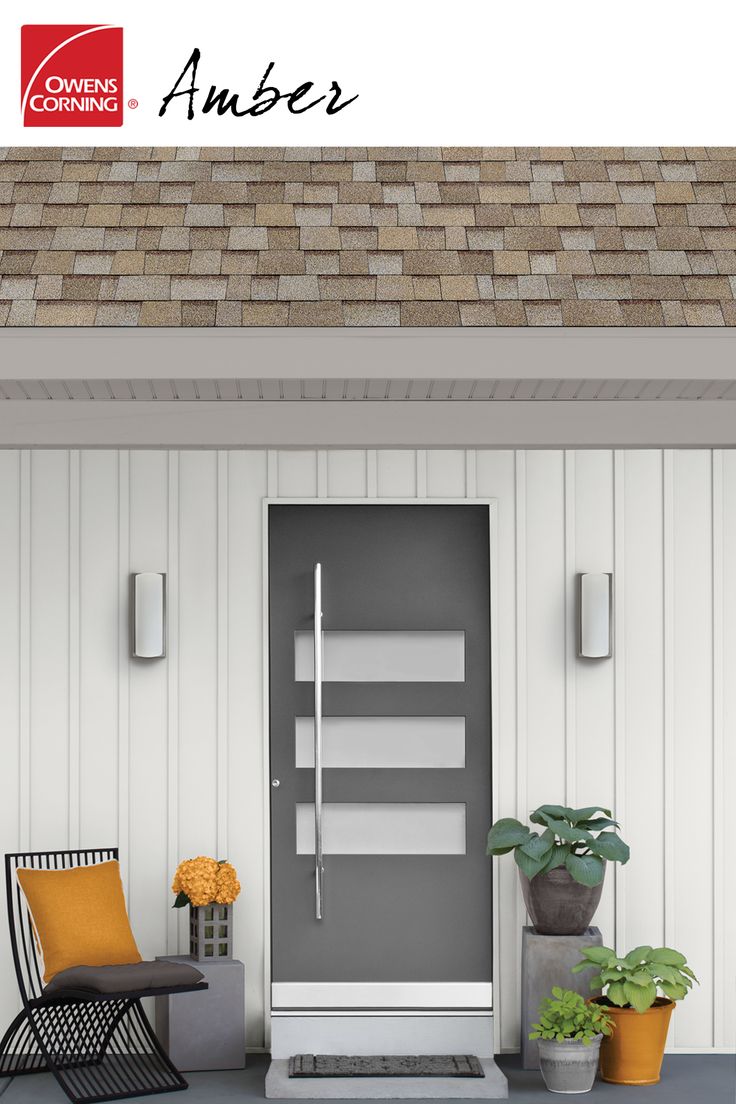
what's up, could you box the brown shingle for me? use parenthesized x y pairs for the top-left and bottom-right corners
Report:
(289, 302), (343, 326)
(540, 204), (580, 226)
(344, 302), (400, 326)
(494, 251), (529, 275)
(400, 301), (461, 326)
(561, 300), (625, 325)
(525, 301), (563, 326)
(242, 302), (289, 325)
(619, 300), (665, 326)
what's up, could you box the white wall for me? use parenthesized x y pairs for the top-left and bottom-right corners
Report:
(0, 448), (733, 1053)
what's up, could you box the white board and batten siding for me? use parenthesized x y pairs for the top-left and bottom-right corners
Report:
(0, 447), (733, 1054)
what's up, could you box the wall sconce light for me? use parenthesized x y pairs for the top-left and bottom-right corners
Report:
(577, 573), (612, 659)
(132, 573), (166, 658)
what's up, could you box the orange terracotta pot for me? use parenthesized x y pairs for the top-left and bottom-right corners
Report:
(595, 998), (675, 1085)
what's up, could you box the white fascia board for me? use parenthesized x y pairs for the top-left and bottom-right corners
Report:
(1, 327), (735, 383)
(0, 399), (734, 448)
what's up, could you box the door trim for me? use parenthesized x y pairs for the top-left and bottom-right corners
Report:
(262, 498), (501, 1050)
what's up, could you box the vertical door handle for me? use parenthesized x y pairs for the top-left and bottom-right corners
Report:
(314, 562), (324, 920)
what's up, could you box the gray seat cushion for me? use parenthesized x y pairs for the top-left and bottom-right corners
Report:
(44, 960), (205, 995)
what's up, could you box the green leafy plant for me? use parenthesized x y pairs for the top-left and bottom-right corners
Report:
(572, 945), (698, 1014)
(486, 804), (629, 887)
(529, 987), (614, 1044)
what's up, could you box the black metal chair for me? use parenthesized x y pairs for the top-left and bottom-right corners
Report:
(0, 848), (207, 1103)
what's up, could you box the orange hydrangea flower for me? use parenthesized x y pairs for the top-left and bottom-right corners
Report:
(172, 856), (241, 907)
(214, 861), (241, 905)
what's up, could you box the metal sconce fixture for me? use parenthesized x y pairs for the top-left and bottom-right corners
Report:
(577, 572), (612, 659)
(132, 573), (166, 658)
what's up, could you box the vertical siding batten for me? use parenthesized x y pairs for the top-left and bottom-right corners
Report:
(662, 451), (675, 961)
(18, 450), (31, 852)
(563, 451), (577, 808)
(67, 452), (81, 851)
(261, 491), (272, 1050)
(513, 449), (529, 1039)
(166, 452), (180, 954)
(514, 452), (528, 823)
(117, 452), (130, 894)
(487, 496), (501, 1053)
(217, 451), (229, 861)
(720, 450), (736, 1052)
(0, 453), (22, 1025)
(711, 450), (724, 1048)
(613, 450), (627, 956)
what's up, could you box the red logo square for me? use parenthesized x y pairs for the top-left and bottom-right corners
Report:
(21, 25), (123, 127)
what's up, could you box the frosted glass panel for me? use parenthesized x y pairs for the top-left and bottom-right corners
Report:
(295, 716), (465, 768)
(294, 630), (465, 682)
(296, 803), (466, 855)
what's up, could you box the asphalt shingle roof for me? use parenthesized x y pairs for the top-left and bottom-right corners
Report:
(1, 146), (735, 326)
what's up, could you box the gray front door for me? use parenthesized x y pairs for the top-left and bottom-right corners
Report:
(269, 504), (491, 1009)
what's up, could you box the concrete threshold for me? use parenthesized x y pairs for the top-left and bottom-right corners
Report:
(265, 1057), (509, 1099)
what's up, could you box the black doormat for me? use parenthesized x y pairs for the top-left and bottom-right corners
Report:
(288, 1055), (485, 1078)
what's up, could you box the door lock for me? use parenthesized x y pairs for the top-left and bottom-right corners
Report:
(271, 778), (280, 788)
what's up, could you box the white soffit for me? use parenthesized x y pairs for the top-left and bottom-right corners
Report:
(0, 328), (734, 447)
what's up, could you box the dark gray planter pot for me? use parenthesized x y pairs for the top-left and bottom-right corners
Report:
(519, 864), (606, 935)
(538, 1035), (602, 1094)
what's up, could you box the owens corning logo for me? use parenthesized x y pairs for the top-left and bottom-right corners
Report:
(21, 25), (123, 127)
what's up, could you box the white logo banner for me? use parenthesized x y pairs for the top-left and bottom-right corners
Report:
(1, 0), (733, 145)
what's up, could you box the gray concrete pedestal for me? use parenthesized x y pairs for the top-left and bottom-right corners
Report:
(520, 926), (602, 1070)
(155, 954), (245, 1071)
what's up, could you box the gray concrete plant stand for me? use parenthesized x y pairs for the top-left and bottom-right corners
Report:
(155, 954), (245, 1071)
(521, 925), (603, 1070)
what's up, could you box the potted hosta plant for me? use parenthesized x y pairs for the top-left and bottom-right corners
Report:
(486, 805), (629, 934)
(573, 944), (698, 1085)
(529, 987), (614, 1094)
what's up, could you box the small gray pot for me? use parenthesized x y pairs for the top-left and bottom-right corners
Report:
(538, 1035), (602, 1094)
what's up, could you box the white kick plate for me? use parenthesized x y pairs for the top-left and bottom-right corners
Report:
(271, 981), (492, 1009)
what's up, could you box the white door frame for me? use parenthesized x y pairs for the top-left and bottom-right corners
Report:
(261, 497), (501, 1053)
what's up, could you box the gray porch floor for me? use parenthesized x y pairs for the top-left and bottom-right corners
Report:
(0, 1053), (733, 1103)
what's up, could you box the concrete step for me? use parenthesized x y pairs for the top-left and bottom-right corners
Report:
(265, 1057), (508, 1099)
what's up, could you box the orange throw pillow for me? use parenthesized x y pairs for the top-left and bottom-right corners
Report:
(16, 860), (142, 982)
